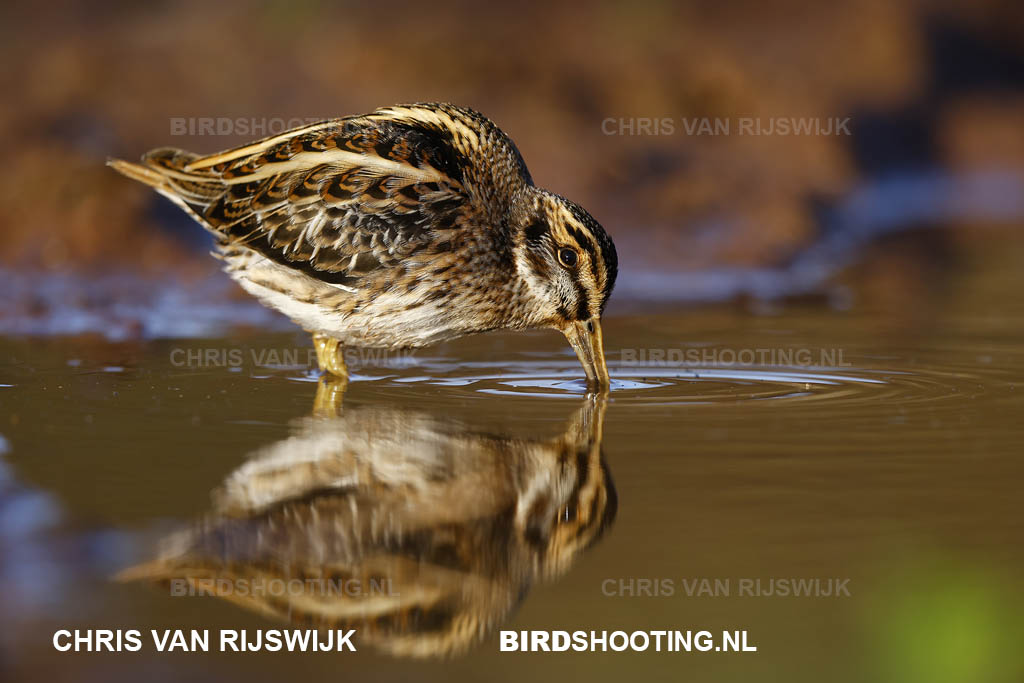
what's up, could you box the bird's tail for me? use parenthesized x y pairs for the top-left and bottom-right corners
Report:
(107, 148), (227, 232)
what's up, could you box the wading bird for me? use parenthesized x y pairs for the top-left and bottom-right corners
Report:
(110, 103), (617, 386)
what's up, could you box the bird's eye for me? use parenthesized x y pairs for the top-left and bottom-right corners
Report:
(557, 247), (579, 268)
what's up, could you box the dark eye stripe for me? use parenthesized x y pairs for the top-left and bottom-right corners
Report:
(566, 225), (597, 261)
(563, 201), (617, 308)
(524, 219), (549, 244)
(574, 280), (590, 321)
(586, 241), (602, 284)
(563, 223), (606, 295)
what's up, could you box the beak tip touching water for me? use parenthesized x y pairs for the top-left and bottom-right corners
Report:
(562, 318), (610, 390)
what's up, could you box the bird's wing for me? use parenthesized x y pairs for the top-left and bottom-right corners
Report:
(110, 104), (532, 287)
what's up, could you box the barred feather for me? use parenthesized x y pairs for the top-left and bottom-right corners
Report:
(109, 103), (617, 355)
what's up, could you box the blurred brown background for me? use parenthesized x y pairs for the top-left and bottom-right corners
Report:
(2, 0), (1023, 278)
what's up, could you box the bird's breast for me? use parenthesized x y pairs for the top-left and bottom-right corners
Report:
(225, 246), (518, 348)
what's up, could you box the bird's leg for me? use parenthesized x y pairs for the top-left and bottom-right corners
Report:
(312, 333), (349, 379)
(310, 334), (349, 415)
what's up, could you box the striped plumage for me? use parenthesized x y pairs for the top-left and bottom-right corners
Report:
(110, 103), (617, 385)
(119, 396), (616, 658)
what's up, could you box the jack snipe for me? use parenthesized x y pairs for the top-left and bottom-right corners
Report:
(110, 103), (617, 386)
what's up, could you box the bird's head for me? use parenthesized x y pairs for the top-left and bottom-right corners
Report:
(511, 191), (618, 388)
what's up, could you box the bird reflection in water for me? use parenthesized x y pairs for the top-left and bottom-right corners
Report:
(121, 384), (616, 657)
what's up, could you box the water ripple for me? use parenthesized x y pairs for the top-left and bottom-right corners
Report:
(335, 352), (1012, 409)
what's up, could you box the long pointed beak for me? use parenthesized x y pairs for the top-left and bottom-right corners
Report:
(562, 318), (610, 389)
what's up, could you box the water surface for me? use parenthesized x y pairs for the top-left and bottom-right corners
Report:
(1, 237), (1022, 682)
